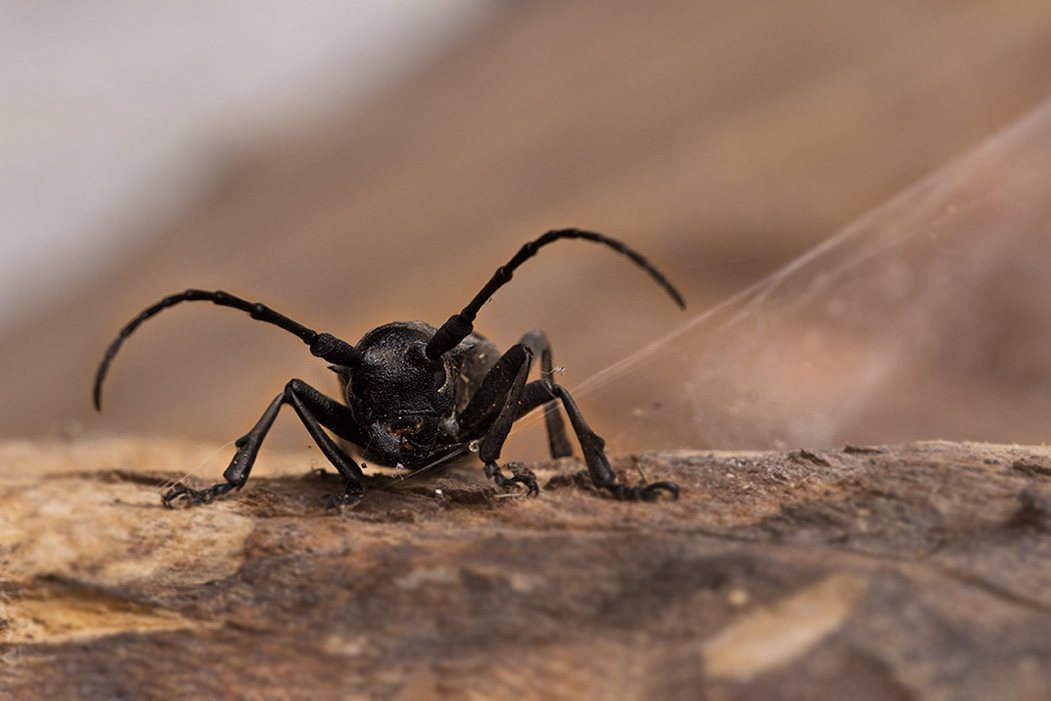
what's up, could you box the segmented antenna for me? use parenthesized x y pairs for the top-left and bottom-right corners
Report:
(426, 229), (685, 359)
(93, 289), (359, 410)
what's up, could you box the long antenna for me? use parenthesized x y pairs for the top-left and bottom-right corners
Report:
(93, 289), (359, 410)
(426, 229), (685, 359)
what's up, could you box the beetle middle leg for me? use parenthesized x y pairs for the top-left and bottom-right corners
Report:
(518, 330), (572, 459)
(519, 381), (679, 501)
(163, 379), (365, 509)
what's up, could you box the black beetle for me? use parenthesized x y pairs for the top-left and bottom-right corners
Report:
(93, 229), (684, 509)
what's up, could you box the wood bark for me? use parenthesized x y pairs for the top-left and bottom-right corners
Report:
(2, 439), (1049, 699)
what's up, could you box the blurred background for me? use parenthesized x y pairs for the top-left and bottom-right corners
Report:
(3, 0), (1051, 457)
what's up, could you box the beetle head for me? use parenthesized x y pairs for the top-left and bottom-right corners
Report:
(340, 322), (454, 467)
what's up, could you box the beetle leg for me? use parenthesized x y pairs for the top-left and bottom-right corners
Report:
(542, 384), (679, 502)
(458, 345), (528, 438)
(162, 392), (285, 508)
(484, 461), (539, 497)
(459, 341), (677, 501)
(457, 344), (538, 495)
(163, 379), (365, 509)
(459, 342), (676, 500)
(459, 333), (570, 458)
(481, 347), (539, 496)
(511, 379), (677, 500)
(283, 379), (367, 509)
(517, 330), (572, 458)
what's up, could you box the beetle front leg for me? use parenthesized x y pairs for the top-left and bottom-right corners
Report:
(484, 461), (539, 497)
(163, 379), (366, 509)
(478, 350), (540, 497)
(162, 393), (285, 508)
(458, 344), (540, 496)
(283, 379), (367, 510)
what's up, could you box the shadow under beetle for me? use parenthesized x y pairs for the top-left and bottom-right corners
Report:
(93, 229), (685, 510)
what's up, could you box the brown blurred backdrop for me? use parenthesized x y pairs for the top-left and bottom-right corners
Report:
(3, 0), (1051, 452)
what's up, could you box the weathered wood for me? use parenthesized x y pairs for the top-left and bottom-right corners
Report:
(2, 439), (1050, 699)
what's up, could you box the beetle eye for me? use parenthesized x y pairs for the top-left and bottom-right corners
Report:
(433, 365), (447, 390)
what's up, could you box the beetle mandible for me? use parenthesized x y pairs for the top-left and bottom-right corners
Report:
(93, 228), (685, 510)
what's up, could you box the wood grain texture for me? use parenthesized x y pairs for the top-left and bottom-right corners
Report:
(3, 439), (1049, 699)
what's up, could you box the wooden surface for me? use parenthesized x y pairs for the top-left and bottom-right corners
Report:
(3, 439), (1050, 699)
(5, 4), (1051, 696)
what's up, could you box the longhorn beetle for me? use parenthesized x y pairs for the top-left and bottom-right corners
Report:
(94, 229), (685, 510)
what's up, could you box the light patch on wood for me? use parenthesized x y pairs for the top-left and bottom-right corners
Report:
(702, 574), (867, 680)
(5, 590), (212, 644)
(1, 477), (253, 588)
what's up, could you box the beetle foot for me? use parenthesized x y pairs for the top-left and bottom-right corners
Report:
(325, 483), (364, 514)
(604, 480), (680, 502)
(162, 482), (235, 509)
(485, 462), (539, 497)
